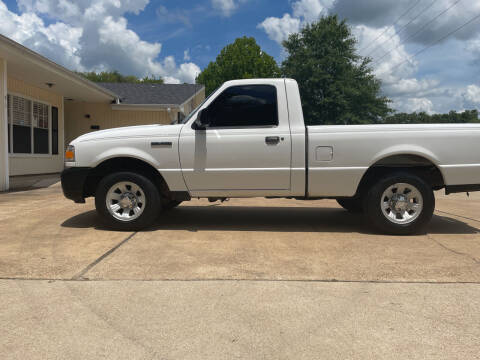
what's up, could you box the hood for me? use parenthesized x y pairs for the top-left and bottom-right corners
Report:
(71, 123), (184, 144)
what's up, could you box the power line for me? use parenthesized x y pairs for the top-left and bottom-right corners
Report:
(360, 0), (422, 53)
(373, 0), (463, 65)
(388, 11), (480, 73)
(365, 0), (437, 58)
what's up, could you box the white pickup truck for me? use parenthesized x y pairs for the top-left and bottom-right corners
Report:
(61, 78), (480, 234)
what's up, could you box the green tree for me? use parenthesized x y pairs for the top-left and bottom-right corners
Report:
(282, 15), (391, 125)
(384, 110), (479, 124)
(197, 37), (281, 95)
(77, 70), (164, 84)
(139, 75), (166, 84)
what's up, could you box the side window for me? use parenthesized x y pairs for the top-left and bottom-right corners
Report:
(207, 85), (278, 128)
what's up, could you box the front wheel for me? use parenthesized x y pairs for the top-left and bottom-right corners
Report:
(363, 172), (435, 235)
(95, 172), (161, 231)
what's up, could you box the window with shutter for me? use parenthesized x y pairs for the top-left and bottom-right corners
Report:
(8, 94), (51, 154)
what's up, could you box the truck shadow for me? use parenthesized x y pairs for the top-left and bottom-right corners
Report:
(61, 205), (480, 235)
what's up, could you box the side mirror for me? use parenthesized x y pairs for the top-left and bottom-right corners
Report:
(193, 108), (210, 130)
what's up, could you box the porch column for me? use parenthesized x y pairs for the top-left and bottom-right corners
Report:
(0, 58), (8, 191)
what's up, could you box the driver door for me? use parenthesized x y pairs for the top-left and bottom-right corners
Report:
(179, 83), (292, 196)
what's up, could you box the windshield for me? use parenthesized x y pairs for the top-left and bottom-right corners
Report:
(180, 87), (219, 124)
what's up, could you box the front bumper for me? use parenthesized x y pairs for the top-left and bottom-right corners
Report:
(61, 167), (91, 203)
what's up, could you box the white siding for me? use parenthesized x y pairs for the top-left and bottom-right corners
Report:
(64, 88), (205, 145)
(64, 102), (174, 145)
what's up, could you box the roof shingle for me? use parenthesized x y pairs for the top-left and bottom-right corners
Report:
(98, 83), (204, 106)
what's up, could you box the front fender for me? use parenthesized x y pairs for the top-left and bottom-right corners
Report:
(91, 146), (160, 169)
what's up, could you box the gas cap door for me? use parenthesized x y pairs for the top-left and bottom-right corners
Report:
(315, 146), (333, 161)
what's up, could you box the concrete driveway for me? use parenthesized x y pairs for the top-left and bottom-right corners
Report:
(1, 184), (479, 359)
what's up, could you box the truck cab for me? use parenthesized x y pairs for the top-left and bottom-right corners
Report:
(178, 79), (306, 198)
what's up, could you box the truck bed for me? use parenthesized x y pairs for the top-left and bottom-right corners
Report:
(307, 123), (480, 197)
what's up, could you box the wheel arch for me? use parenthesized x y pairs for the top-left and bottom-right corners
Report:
(83, 156), (170, 199)
(355, 153), (446, 198)
(369, 145), (441, 167)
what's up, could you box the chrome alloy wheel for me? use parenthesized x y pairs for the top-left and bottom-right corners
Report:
(106, 181), (146, 222)
(380, 183), (423, 225)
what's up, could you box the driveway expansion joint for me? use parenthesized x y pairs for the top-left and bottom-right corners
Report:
(1, 277), (480, 285)
(71, 232), (138, 280)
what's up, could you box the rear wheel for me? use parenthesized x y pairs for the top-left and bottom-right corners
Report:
(364, 172), (435, 235)
(336, 198), (363, 213)
(95, 172), (161, 231)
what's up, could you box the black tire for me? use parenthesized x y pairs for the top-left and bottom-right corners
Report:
(337, 198), (363, 213)
(162, 200), (182, 210)
(363, 172), (435, 235)
(95, 172), (161, 231)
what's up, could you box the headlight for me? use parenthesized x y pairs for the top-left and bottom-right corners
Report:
(65, 145), (75, 162)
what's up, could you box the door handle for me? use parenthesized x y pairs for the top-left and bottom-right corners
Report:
(151, 141), (172, 147)
(265, 136), (280, 145)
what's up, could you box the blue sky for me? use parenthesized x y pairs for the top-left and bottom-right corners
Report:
(0, 0), (479, 114)
(123, 0), (292, 69)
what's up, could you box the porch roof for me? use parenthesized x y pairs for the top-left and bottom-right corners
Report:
(0, 34), (118, 103)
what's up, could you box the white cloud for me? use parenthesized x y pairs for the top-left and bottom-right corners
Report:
(17, 0), (150, 22)
(394, 98), (435, 114)
(258, 0), (333, 44)
(292, 0), (333, 23)
(161, 56), (200, 84)
(0, 0), (200, 84)
(0, 1), (83, 69)
(211, 0), (246, 17)
(184, 49), (191, 61)
(354, 25), (417, 79)
(177, 62), (201, 84)
(463, 85), (480, 107)
(258, 14), (301, 44)
(385, 78), (439, 97)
